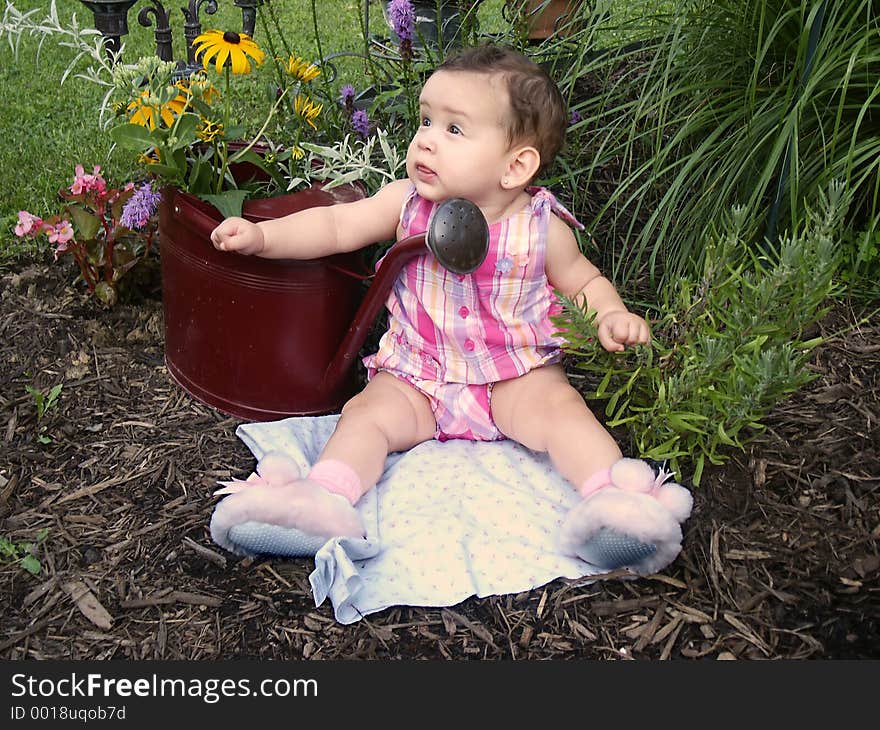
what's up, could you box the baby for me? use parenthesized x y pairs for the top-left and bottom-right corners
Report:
(209, 44), (692, 575)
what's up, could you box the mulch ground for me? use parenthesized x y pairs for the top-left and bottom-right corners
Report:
(1, 254), (878, 660)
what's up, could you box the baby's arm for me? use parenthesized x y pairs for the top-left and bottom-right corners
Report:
(545, 215), (650, 352)
(211, 179), (411, 259)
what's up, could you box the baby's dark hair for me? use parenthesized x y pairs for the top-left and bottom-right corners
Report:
(436, 44), (567, 174)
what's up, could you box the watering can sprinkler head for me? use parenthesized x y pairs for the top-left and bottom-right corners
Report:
(425, 197), (490, 275)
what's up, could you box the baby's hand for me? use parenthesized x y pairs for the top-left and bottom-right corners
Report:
(211, 217), (265, 256)
(597, 310), (651, 352)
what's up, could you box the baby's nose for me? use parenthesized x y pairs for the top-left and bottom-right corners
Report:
(416, 128), (436, 150)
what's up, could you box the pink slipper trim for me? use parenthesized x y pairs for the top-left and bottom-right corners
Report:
(308, 459), (363, 505)
(579, 467), (613, 499)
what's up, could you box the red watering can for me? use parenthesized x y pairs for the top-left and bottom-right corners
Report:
(159, 187), (489, 421)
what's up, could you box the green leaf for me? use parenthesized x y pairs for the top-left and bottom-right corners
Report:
(692, 454), (705, 487)
(716, 422), (737, 446)
(187, 161), (215, 195)
(19, 554), (41, 575)
(200, 189), (249, 219)
(142, 161), (185, 180)
(67, 206), (101, 241)
(595, 369), (613, 397)
(46, 383), (63, 410)
(230, 148), (284, 187)
(109, 122), (155, 150)
(667, 413), (709, 433)
(189, 97), (214, 118)
(224, 124), (247, 140)
(170, 113), (200, 150)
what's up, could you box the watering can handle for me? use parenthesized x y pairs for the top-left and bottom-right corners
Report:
(321, 233), (427, 394)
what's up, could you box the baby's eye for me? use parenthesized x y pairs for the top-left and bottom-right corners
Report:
(421, 116), (431, 127)
(448, 124), (462, 135)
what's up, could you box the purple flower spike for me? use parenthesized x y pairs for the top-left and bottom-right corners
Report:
(340, 84), (356, 105)
(121, 182), (161, 230)
(351, 109), (370, 139)
(569, 109), (583, 126)
(388, 0), (415, 43)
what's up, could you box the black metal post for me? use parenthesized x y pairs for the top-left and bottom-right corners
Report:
(234, 0), (263, 38)
(136, 0), (174, 62)
(79, 0), (139, 57)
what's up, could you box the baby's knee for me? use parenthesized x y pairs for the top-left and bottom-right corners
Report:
(339, 390), (382, 424)
(339, 384), (433, 446)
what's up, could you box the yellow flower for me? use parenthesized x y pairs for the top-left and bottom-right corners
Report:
(293, 95), (323, 130)
(291, 146), (305, 161)
(193, 30), (265, 75)
(137, 148), (161, 166)
(197, 118), (225, 143)
(284, 56), (321, 83)
(127, 87), (189, 129)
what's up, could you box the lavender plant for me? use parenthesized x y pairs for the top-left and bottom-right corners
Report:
(554, 183), (846, 485)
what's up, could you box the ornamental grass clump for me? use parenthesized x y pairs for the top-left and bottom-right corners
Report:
(14, 165), (158, 307)
(554, 183), (846, 486)
(566, 0), (879, 289)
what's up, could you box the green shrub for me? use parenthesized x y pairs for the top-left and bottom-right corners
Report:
(554, 182), (846, 485)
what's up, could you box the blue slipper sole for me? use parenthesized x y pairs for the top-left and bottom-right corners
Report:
(574, 526), (657, 570)
(227, 521), (329, 557)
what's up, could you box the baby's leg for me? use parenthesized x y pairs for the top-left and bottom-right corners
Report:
(490, 364), (621, 486)
(315, 371), (438, 500)
(210, 372), (436, 557)
(491, 365), (691, 575)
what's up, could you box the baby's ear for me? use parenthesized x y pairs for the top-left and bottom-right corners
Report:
(503, 146), (540, 189)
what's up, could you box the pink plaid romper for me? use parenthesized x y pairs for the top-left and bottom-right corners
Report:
(363, 185), (585, 441)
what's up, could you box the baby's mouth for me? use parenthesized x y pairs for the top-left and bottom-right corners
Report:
(415, 164), (436, 180)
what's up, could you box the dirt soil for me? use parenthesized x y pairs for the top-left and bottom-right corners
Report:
(1, 254), (878, 660)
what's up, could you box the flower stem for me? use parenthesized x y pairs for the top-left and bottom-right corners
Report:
(217, 65), (232, 194)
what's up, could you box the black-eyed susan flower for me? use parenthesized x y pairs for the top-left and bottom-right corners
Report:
(137, 148), (162, 166)
(197, 118), (225, 143)
(127, 85), (189, 129)
(193, 30), (265, 75)
(293, 95), (322, 130)
(284, 56), (321, 83)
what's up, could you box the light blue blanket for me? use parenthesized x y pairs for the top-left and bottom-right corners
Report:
(235, 415), (599, 624)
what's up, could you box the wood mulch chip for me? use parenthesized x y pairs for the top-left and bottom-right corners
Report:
(1, 257), (877, 659)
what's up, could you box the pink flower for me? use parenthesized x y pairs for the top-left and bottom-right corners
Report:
(14, 211), (43, 237)
(48, 220), (75, 258)
(69, 164), (106, 196)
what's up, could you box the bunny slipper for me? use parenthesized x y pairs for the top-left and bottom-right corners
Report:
(209, 451), (366, 558)
(559, 458), (693, 575)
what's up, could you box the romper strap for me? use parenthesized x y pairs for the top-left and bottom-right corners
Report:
(526, 186), (586, 231)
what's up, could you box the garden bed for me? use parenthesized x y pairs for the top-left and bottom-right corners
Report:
(0, 256), (877, 659)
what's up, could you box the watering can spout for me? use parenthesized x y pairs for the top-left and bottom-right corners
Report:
(321, 197), (489, 398)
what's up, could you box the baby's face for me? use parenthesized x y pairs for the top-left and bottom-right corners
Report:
(406, 70), (514, 209)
